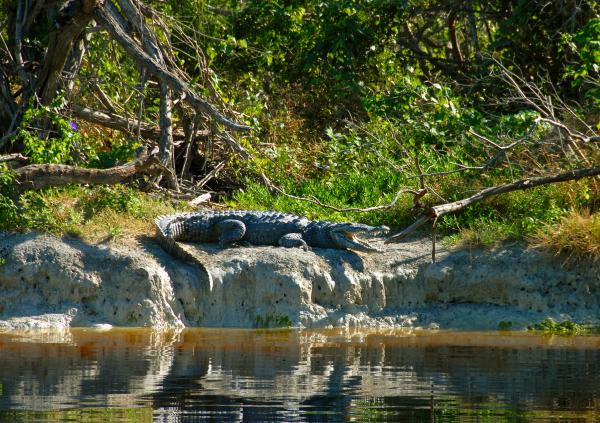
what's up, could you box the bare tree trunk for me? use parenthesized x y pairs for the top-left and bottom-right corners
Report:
(35, 0), (99, 104)
(159, 84), (178, 189)
(447, 10), (463, 63)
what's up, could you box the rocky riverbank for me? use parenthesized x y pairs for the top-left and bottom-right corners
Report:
(0, 231), (597, 330)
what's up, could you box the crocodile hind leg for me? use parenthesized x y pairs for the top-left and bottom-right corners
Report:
(279, 233), (309, 251)
(215, 219), (246, 245)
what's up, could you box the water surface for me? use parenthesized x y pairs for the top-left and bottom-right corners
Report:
(1, 328), (600, 421)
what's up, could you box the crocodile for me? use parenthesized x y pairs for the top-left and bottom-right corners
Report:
(155, 210), (389, 260)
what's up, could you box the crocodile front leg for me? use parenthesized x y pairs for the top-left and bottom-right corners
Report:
(278, 233), (309, 251)
(215, 219), (246, 245)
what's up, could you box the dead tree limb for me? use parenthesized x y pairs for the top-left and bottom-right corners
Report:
(0, 154), (28, 164)
(12, 154), (165, 193)
(386, 165), (600, 243)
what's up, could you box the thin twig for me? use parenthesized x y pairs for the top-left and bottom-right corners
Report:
(261, 172), (423, 213)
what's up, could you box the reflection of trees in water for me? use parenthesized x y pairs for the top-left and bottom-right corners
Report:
(0, 329), (181, 410)
(0, 329), (600, 419)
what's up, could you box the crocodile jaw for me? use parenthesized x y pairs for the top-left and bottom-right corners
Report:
(331, 230), (382, 252)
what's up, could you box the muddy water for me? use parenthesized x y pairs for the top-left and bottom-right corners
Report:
(0, 328), (600, 421)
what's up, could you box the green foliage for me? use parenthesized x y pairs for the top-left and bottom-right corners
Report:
(233, 106), (576, 243)
(177, 0), (598, 131)
(0, 165), (19, 226)
(497, 321), (513, 331)
(88, 138), (142, 169)
(16, 96), (89, 165)
(80, 35), (147, 117)
(15, 94), (140, 169)
(529, 319), (600, 335)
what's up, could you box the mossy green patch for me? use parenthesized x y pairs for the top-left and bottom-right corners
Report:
(255, 313), (292, 328)
(528, 319), (600, 336)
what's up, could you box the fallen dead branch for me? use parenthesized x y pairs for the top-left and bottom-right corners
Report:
(0, 154), (28, 164)
(386, 164), (600, 244)
(12, 153), (165, 193)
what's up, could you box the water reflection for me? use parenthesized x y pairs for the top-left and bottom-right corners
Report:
(0, 328), (600, 421)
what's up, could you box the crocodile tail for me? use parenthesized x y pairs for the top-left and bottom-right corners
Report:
(154, 214), (214, 290)
(155, 215), (175, 256)
(154, 213), (206, 261)
(154, 214), (192, 261)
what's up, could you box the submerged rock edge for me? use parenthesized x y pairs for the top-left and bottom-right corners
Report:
(0, 232), (598, 331)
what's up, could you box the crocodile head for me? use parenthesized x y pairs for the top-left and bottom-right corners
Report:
(330, 223), (389, 252)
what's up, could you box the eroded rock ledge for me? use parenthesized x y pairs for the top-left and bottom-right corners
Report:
(0, 232), (598, 330)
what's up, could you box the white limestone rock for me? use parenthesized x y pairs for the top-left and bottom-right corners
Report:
(0, 231), (598, 330)
(0, 232), (184, 329)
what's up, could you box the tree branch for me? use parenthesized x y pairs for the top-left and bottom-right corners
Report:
(70, 104), (209, 140)
(0, 153), (28, 164)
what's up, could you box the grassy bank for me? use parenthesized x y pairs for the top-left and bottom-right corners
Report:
(1, 156), (597, 262)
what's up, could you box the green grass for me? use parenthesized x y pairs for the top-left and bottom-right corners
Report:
(232, 165), (412, 227)
(0, 184), (190, 242)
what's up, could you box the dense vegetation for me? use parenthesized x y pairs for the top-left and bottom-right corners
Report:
(0, 0), (598, 255)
